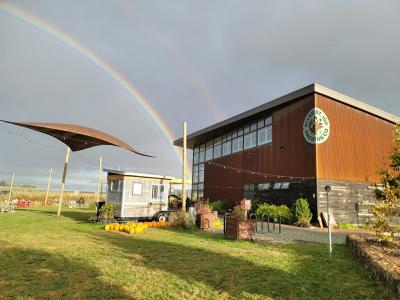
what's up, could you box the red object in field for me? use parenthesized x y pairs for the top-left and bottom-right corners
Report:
(16, 200), (33, 208)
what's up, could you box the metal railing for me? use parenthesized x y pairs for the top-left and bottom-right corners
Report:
(256, 214), (282, 234)
(222, 212), (281, 235)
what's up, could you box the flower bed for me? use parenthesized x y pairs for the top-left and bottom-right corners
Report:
(348, 235), (400, 297)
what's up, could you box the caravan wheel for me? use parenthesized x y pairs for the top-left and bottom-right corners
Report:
(157, 214), (167, 222)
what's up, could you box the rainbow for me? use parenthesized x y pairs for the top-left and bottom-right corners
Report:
(0, 2), (192, 174)
(117, 0), (223, 121)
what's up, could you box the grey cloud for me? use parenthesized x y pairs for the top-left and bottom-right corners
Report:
(1, 0), (399, 190)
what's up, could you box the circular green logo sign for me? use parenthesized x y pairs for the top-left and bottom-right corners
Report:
(303, 108), (330, 144)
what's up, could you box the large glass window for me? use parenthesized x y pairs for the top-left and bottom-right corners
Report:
(258, 127), (267, 145)
(205, 141), (213, 161)
(193, 151), (199, 164)
(199, 164), (205, 182)
(258, 183), (271, 190)
(199, 149), (205, 163)
(213, 137), (222, 159)
(232, 137), (243, 153)
(244, 131), (257, 149)
(266, 126), (272, 143)
(192, 172), (199, 183)
(222, 140), (232, 156)
(214, 144), (221, 158)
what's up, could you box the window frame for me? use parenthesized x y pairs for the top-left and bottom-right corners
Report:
(132, 182), (143, 195)
(244, 131), (257, 150)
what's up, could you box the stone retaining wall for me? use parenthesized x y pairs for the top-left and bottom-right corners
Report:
(348, 235), (399, 298)
(317, 179), (376, 224)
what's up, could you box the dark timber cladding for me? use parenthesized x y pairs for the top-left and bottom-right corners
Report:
(174, 83), (400, 222)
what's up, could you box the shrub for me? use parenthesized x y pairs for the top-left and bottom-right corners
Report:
(209, 200), (231, 214)
(99, 203), (114, 220)
(372, 123), (400, 241)
(250, 198), (263, 213)
(168, 211), (194, 228)
(195, 199), (212, 215)
(232, 205), (247, 220)
(256, 203), (292, 223)
(292, 198), (312, 228)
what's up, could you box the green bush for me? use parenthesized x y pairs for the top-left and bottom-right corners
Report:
(250, 198), (263, 213)
(99, 203), (114, 220)
(209, 200), (231, 214)
(256, 203), (292, 223)
(292, 198), (312, 227)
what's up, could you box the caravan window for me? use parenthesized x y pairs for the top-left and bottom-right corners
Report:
(151, 184), (165, 200)
(132, 183), (142, 195)
(151, 185), (159, 199)
(111, 180), (120, 192)
(159, 185), (165, 199)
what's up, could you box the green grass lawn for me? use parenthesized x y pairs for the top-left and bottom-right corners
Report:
(0, 207), (390, 299)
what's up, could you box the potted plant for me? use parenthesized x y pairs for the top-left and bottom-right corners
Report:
(225, 199), (255, 240)
(195, 199), (215, 230)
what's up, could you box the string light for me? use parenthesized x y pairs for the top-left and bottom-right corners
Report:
(206, 161), (315, 181)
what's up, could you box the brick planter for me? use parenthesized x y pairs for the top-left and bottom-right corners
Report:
(225, 217), (255, 240)
(196, 213), (215, 230)
(348, 235), (400, 297)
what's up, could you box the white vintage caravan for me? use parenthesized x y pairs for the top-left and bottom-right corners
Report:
(104, 169), (175, 221)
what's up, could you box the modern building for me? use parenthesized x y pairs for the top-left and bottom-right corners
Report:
(174, 83), (399, 223)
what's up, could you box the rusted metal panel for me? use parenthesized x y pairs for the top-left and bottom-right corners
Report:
(315, 94), (394, 183)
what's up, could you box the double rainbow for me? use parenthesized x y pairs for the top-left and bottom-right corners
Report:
(0, 2), (192, 174)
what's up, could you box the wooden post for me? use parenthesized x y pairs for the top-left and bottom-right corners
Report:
(181, 122), (187, 211)
(96, 156), (103, 203)
(7, 171), (15, 202)
(44, 168), (52, 206)
(57, 147), (71, 217)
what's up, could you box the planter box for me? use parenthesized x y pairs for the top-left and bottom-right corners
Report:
(225, 217), (255, 240)
(196, 213), (215, 230)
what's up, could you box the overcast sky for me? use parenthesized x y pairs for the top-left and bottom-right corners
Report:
(0, 0), (399, 191)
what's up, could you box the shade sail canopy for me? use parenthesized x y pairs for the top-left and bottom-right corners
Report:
(1, 120), (154, 157)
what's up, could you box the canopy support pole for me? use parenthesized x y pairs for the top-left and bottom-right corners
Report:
(181, 122), (187, 211)
(57, 147), (70, 217)
(45, 168), (52, 206)
(96, 156), (102, 203)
